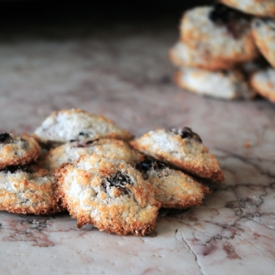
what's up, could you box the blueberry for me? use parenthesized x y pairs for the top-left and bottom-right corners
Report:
(0, 133), (11, 143)
(104, 172), (133, 195)
(209, 3), (232, 24)
(78, 132), (89, 137)
(135, 159), (167, 179)
(170, 127), (202, 143)
(106, 171), (133, 188)
(1, 165), (33, 174)
(209, 3), (250, 39)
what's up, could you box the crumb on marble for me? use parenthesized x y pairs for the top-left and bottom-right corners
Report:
(244, 141), (251, 148)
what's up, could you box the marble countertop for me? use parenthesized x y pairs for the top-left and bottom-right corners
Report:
(0, 12), (275, 275)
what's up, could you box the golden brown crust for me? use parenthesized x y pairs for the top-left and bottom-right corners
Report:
(168, 42), (236, 71)
(55, 155), (160, 236)
(0, 133), (41, 169)
(38, 138), (144, 173)
(0, 167), (61, 215)
(251, 18), (275, 68)
(148, 168), (211, 209)
(249, 69), (275, 103)
(130, 129), (225, 183)
(173, 68), (256, 100)
(219, 0), (275, 17)
(180, 6), (259, 64)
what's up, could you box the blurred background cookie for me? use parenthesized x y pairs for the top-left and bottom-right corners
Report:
(219, 0), (275, 17)
(169, 41), (236, 71)
(174, 67), (255, 99)
(250, 67), (275, 103)
(252, 18), (275, 68)
(180, 5), (258, 65)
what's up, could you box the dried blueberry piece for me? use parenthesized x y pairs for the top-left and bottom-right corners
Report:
(85, 139), (98, 145)
(155, 161), (167, 170)
(0, 133), (11, 143)
(78, 132), (90, 138)
(136, 159), (167, 172)
(106, 172), (133, 189)
(209, 3), (250, 39)
(135, 159), (167, 179)
(1, 165), (33, 174)
(170, 127), (202, 143)
(74, 139), (98, 148)
(209, 3), (233, 24)
(135, 159), (155, 173)
(2, 166), (20, 173)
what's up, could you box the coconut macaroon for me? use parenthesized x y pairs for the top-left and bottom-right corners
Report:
(180, 5), (258, 65)
(174, 67), (255, 100)
(250, 67), (275, 103)
(55, 154), (160, 236)
(34, 109), (133, 148)
(169, 41), (236, 71)
(0, 166), (60, 215)
(0, 133), (41, 169)
(130, 128), (224, 183)
(39, 138), (144, 173)
(136, 159), (211, 209)
(252, 18), (275, 68)
(219, 0), (275, 17)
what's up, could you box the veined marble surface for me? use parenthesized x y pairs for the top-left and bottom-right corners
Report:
(0, 14), (275, 275)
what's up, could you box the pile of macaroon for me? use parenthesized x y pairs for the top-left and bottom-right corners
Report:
(170, 0), (275, 102)
(0, 109), (224, 236)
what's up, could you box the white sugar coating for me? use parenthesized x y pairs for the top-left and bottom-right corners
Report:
(219, 0), (275, 17)
(250, 67), (275, 103)
(180, 6), (258, 63)
(169, 42), (210, 67)
(34, 109), (133, 147)
(175, 67), (255, 100)
(143, 130), (205, 161)
(252, 18), (275, 68)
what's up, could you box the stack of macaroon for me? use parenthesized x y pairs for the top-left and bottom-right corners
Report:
(0, 109), (224, 236)
(169, 0), (275, 103)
